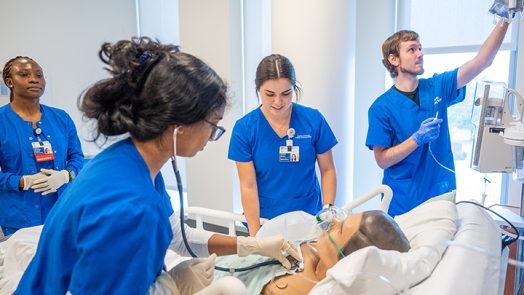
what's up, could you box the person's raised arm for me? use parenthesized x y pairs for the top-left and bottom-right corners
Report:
(317, 150), (336, 206)
(236, 161), (261, 236)
(457, 20), (509, 88)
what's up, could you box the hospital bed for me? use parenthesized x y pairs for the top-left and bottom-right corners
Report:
(0, 185), (509, 294)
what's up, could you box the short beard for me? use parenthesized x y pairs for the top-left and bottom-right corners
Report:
(400, 66), (424, 76)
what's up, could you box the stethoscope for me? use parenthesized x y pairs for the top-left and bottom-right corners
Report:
(170, 128), (282, 272)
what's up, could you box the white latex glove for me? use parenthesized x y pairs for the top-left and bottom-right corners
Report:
(31, 169), (69, 195)
(169, 253), (216, 295)
(237, 235), (301, 269)
(21, 172), (47, 190)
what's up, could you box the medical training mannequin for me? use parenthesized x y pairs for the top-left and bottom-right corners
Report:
(365, 13), (509, 217)
(15, 38), (300, 295)
(0, 57), (84, 236)
(214, 210), (410, 294)
(229, 54), (338, 236)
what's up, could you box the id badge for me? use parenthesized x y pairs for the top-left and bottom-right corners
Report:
(279, 146), (300, 162)
(32, 141), (55, 162)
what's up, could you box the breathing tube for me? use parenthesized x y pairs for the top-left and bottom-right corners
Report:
(170, 128), (281, 273)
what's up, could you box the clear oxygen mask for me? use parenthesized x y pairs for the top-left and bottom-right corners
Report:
(315, 206), (348, 231)
(256, 207), (348, 242)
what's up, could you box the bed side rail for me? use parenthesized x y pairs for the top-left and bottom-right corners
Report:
(184, 207), (269, 236)
(342, 184), (392, 213)
(185, 184), (392, 236)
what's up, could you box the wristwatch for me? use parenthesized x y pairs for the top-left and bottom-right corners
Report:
(322, 203), (333, 210)
(67, 169), (76, 182)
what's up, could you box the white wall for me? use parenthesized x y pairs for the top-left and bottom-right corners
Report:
(177, 0), (392, 212)
(137, 0), (180, 44)
(271, 0), (356, 206)
(178, 0), (244, 213)
(0, 0), (137, 157)
(353, 0), (397, 210)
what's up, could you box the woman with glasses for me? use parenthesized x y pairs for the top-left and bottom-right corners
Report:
(0, 56), (84, 236)
(16, 38), (300, 295)
(213, 210), (410, 294)
(229, 54), (338, 236)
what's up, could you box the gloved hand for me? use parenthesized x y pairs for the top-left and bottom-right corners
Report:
(169, 253), (216, 295)
(21, 172), (47, 190)
(237, 235), (302, 269)
(411, 117), (443, 146)
(489, 0), (523, 20)
(31, 169), (70, 195)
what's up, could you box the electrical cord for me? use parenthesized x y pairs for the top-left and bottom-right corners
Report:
(456, 200), (519, 249)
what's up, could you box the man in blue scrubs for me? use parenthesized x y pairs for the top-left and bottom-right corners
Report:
(366, 19), (509, 216)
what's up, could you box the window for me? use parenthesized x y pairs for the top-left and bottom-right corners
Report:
(422, 51), (511, 204)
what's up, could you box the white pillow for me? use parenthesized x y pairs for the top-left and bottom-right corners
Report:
(0, 225), (43, 294)
(310, 200), (457, 295)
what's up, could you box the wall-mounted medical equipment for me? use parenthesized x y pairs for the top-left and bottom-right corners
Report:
(501, 85), (524, 182)
(471, 81), (524, 173)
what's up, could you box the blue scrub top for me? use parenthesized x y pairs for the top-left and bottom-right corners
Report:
(366, 69), (466, 216)
(0, 104), (84, 235)
(228, 103), (337, 219)
(15, 138), (174, 295)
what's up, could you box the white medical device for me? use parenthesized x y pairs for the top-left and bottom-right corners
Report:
(502, 96), (524, 182)
(471, 81), (524, 173)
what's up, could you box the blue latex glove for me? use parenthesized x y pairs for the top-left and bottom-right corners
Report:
(412, 118), (443, 146)
(489, 0), (523, 21)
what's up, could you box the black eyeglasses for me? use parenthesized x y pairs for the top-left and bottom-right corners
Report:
(204, 119), (226, 141)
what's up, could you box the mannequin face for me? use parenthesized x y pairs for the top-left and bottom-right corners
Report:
(258, 78), (293, 119)
(175, 106), (226, 157)
(315, 213), (363, 269)
(7, 58), (46, 101)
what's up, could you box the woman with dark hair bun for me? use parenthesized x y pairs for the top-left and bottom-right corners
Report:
(229, 54), (338, 236)
(0, 56), (84, 236)
(16, 38), (300, 295)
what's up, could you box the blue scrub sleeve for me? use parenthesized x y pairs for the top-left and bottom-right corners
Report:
(366, 106), (394, 150)
(314, 111), (338, 154)
(228, 121), (253, 162)
(68, 204), (169, 295)
(64, 115), (84, 175)
(437, 69), (466, 107)
(0, 172), (22, 191)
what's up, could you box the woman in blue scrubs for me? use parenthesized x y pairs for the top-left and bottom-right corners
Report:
(229, 54), (338, 236)
(0, 57), (84, 236)
(16, 38), (300, 295)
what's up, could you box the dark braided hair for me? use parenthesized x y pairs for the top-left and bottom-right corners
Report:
(79, 37), (229, 142)
(2, 56), (36, 102)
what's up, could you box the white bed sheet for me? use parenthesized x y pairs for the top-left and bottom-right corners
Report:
(409, 201), (507, 295)
(0, 200), (506, 295)
(309, 200), (506, 295)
